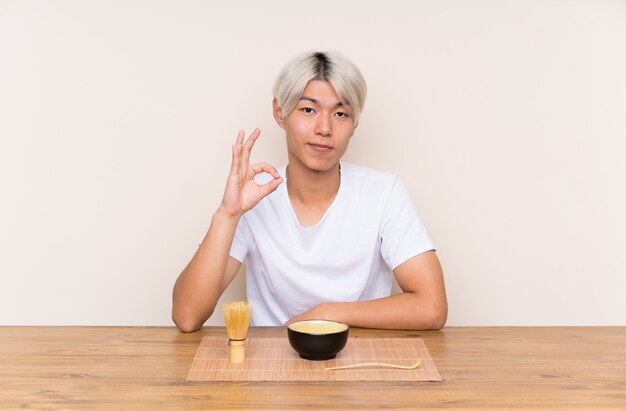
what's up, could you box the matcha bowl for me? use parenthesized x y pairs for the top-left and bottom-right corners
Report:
(287, 320), (349, 360)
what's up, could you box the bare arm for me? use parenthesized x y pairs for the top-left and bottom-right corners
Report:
(171, 213), (242, 332)
(172, 129), (283, 332)
(285, 250), (448, 330)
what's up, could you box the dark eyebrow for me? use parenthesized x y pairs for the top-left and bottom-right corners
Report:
(299, 96), (345, 107)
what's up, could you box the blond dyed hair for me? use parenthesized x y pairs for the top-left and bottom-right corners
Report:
(273, 50), (367, 125)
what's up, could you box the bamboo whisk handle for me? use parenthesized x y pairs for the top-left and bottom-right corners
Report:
(229, 339), (246, 364)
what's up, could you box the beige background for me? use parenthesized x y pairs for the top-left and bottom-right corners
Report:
(1, 1), (625, 326)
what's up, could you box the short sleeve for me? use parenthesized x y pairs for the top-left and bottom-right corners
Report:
(379, 176), (435, 270)
(229, 217), (251, 263)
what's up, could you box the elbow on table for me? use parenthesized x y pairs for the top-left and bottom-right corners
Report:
(173, 318), (201, 333)
(418, 301), (448, 331)
(429, 310), (447, 330)
(429, 302), (448, 330)
(172, 307), (210, 333)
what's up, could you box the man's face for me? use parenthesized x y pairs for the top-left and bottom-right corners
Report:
(274, 80), (356, 173)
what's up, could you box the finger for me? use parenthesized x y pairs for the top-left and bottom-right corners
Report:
(235, 130), (244, 164)
(236, 129), (244, 147)
(257, 176), (284, 198)
(250, 162), (281, 179)
(229, 143), (240, 174)
(244, 128), (261, 146)
(241, 128), (261, 167)
(230, 130), (245, 172)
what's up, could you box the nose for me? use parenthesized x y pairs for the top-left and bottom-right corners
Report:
(314, 113), (332, 137)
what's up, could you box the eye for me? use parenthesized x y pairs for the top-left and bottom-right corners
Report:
(301, 107), (315, 114)
(335, 111), (350, 118)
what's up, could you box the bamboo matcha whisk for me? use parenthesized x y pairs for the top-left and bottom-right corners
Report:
(222, 301), (252, 364)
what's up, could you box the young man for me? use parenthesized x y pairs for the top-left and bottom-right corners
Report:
(172, 51), (447, 332)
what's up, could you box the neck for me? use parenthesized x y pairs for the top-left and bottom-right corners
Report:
(285, 162), (341, 206)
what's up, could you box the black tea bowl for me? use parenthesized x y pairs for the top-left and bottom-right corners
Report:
(287, 319), (349, 360)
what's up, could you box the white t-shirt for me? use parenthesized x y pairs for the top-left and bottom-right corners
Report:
(229, 162), (434, 326)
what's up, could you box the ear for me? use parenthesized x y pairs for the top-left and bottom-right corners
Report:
(272, 98), (286, 129)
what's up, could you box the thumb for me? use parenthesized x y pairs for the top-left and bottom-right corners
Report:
(258, 176), (284, 198)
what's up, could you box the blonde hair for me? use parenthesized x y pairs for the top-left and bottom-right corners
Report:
(273, 50), (367, 125)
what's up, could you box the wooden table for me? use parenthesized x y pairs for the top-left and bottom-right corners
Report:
(1, 327), (625, 409)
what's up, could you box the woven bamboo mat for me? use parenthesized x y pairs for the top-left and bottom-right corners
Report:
(187, 336), (442, 382)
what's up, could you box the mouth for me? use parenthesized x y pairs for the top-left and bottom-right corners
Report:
(308, 143), (333, 152)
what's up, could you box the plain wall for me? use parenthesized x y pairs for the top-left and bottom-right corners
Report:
(1, 0), (625, 326)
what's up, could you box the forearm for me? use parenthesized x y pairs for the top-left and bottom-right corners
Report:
(312, 292), (447, 331)
(172, 129), (282, 332)
(172, 208), (240, 332)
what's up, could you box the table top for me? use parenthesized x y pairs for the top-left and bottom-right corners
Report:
(1, 326), (625, 410)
